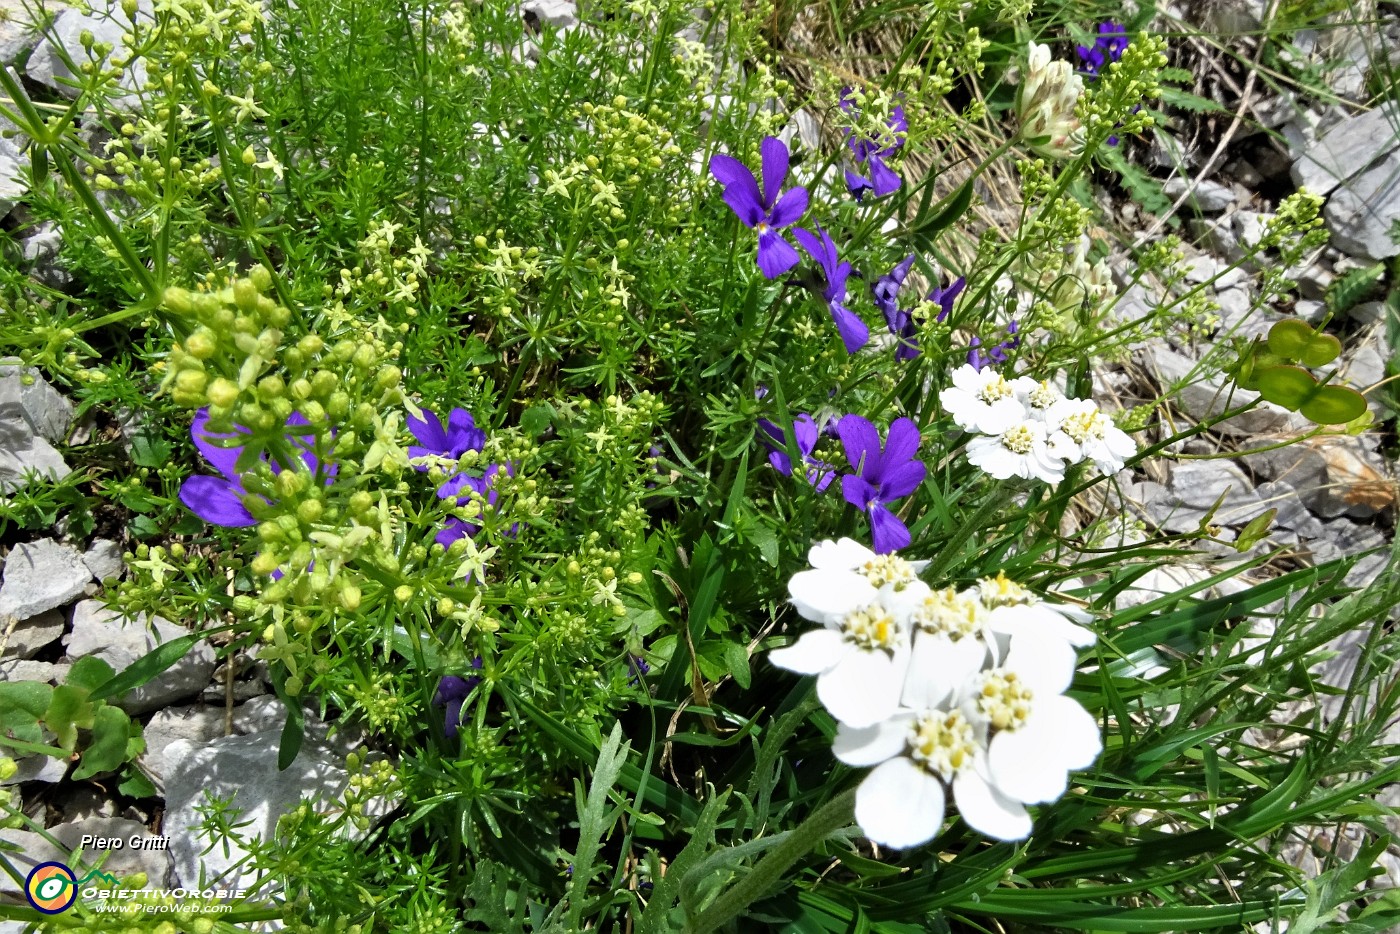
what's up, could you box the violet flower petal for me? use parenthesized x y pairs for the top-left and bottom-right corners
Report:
(758, 136), (790, 209)
(767, 186), (809, 229)
(179, 475), (258, 527)
(838, 414), (883, 480)
(869, 503), (911, 554)
(756, 229), (800, 279)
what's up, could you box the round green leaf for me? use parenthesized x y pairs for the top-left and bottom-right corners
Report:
(1266, 319), (1314, 359)
(1254, 365), (1316, 411)
(1298, 332), (1342, 367)
(1299, 385), (1369, 424)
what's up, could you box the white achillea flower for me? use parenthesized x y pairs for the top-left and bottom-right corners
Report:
(979, 570), (1096, 648)
(1011, 376), (1066, 423)
(964, 636), (1102, 805)
(1045, 398), (1137, 475)
(769, 600), (912, 728)
(901, 586), (995, 710)
(788, 538), (928, 623)
(965, 417), (1066, 484)
(835, 708), (1033, 847)
(940, 364), (1027, 434)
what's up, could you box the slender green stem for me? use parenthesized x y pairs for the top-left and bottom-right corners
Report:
(688, 787), (856, 934)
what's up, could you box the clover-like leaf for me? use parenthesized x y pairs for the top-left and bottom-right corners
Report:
(1266, 319), (1341, 367)
(1254, 364), (1317, 411)
(1299, 385), (1369, 425)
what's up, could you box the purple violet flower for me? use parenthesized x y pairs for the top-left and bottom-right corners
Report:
(757, 413), (836, 492)
(1076, 22), (1129, 77)
(872, 255), (920, 361)
(968, 321), (1022, 370)
(793, 226), (869, 353)
(838, 415), (926, 554)
(627, 655), (651, 687)
(710, 137), (810, 279)
(435, 463), (514, 550)
(929, 275), (966, 323)
(407, 407), (486, 470)
(840, 90), (907, 201)
(179, 408), (329, 528)
(434, 657), (484, 740)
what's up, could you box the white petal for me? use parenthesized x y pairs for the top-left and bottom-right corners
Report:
(953, 769), (1033, 841)
(903, 633), (987, 710)
(1035, 694), (1102, 769)
(789, 569), (876, 622)
(1003, 632), (1076, 696)
(987, 728), (1069, 804)
(768, 629), (846, 675)
(818, 648), (908, 728)
(855, 758), (946, 849)
(977, 398), (1027, 435)
(833, 713), (915, 767)
(808, 537), (875, 571)
(881, 579), (932, 622)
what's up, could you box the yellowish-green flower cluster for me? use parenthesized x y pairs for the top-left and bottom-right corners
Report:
(1078, 36), (1168, 148)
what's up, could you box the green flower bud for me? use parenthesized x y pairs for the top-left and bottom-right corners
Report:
(290, 542), (313, 570)
(175, 369), (207, 395)
(298, 335), (324, 356)
(185, 328), (217, 359)
(311, 370), (338, 398)
(163, 286), (194, 315)
(249, 265), (273, 292)
(351, 345), (376, 371)
(333, 340), (357, 362)
(257, 374), (286, 402)
(349, 491), (374, 515)
(327, 392), (351, 419)
(276, 470), (307, 499)
(238, 401), (265, 426)
(285, 674), (304, 695)
(258, 521), (284, 543)
(374, 365), (401, 390)
(290, 377), (313, 400)
(241, 145), (257, 166)
(352, 403), (376, 429)
(0, 758), (16, 781)
(264, 302), (291, 328)
(208, 377), (239, 408)
(394, 584), (414, 602)
(277, 514), (302, 539)
(339, 583), (361, 611)
(296, 500), (323, 523)
(301, 400), (326, 424)
(252, 550), (281, 576)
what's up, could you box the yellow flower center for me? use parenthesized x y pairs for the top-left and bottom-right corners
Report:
(977, 374), (1013, 404)
(976, 670), (1034, 732)
(978, 570), (1035, 607)
(1062, 409), (1106, 443)
(862, 554), (916, 589)
(913, 587), (985, 640)
(1000, 424), (1035, 454)
(841, 606), (900, 652)
(1028, 381), (1059, 410)
(908, 710), (977, 777)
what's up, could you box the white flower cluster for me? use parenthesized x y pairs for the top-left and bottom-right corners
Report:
(770, 539), (1101, 849)
(1015, 41), (1086, 160)
(940, 364), (1136, 485)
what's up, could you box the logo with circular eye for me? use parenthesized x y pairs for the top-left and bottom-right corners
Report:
(25, 861), (78, 914)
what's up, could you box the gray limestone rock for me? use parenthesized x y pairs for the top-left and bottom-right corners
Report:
(0, 134), (23, 219)
(2, 609), (64, 659)
(49, 817), (174, 887)
(83, 539), (124, 583)
(140, 703), (228, 790)
(64, 600), (216, 714)
(25, 1), (152, 107)
(1291, 103), (1400, 196)
(1163, 177), (1236, 213)
(0, 658), (70, 683)
(0, 539), (92, 622)
(0, 359), (74, 444)
(1324, 149), (1400, 260)
(163, 730), (348, 890)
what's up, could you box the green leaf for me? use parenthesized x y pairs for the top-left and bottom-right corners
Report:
(1300, 385), (1369, 424)
(1255, 364), (1317, 410)
(44, 685), (95, 752)
(0, 681), (54, 746)
(722, 640), (751, 689)
(1266, 319), (1341, 366)
(88, 633), (202, 702)
(279, 694), (305, 771)
(117, 766), (157, 799)
(73, 705), (133, 780)
(66, 656), (116, 694)
(129, 431), (173, 468)
(1234, 508), (1277, 551)
(566, 721), (630, 930)
(518, 403), (555, 437)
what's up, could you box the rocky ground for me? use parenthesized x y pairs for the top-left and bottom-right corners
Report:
(0, 0), (1397, 924)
